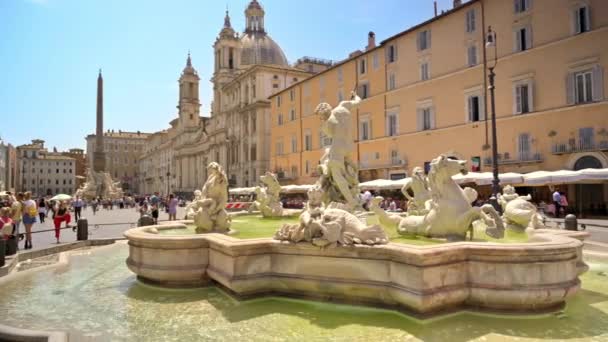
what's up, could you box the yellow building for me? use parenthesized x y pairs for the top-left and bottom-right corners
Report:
(270, 0), (608, 211)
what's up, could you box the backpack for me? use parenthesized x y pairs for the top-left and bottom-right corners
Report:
(28, 202), (38, 217)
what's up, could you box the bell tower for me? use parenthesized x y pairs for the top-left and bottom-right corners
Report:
(177, 52), (200, 129)
(211, 9), (240, 116)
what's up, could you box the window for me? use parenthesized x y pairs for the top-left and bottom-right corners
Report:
(467, 45), (477, 66)
(291, 136), (297, 153)
(574, 6), (590, 34)
(359, 59), (367, 75)
(390, 150), (400, 165)
(56, 169), (59, 173)
(387, 112), (398, 136)
(417, 106), (435, 131)
(518, 133), (531, 160)
(278, 113), (284, 125)
(303, 83), (310, 97)
(289, 109), (296, 121)
(290, 89), (295, 101)
(575, 70), (593, 104)
(359, 83), (369, 99)
(337, 90), (344, 102)
(275, 140), (284, 156)
(467, 95), (482, 122)
(388, 73), (396, 90)
(337, 68), (343, 83)
(372, 52), (379, 70)
(319, 76), (325, 91)
(466, 9), (476, 33)
(305, 131), (312, 151)
(387, 44), (397, 63)
(417, 30), (431, 51)
(579, 127), (594, 150)
(514, 0), (530, 13)
(420, 62), (429, 81)
(567, 65), (603, 104)
(290, 166), (298, 178)
(360, 118), (371, 141)
(305, 160), (310, 174)
(513, 81), (533, 114)
(277, 96), (282, 107)
(515, 27), (531, 52)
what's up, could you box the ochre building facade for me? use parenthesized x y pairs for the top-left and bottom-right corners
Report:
(269, 0), (608, 207)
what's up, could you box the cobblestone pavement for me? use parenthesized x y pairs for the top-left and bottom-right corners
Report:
(17, 206), (187, 253)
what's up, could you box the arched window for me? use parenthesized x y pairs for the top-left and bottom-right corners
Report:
(574, 156), (602, 170)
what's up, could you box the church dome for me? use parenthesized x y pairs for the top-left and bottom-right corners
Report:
(240, 32), (288, 66)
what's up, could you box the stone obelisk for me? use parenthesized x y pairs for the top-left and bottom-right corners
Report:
(93, 69), (106, 172)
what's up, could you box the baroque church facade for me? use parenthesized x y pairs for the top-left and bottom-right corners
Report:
(139, 0), (331, 195)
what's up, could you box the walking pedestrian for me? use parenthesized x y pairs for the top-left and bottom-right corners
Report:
(559, 192), (569, 216)
(22, 192), (37, 249)
(552, 190), (562, 218)
(53, 201), (71, 244)
(10, 193), (23, 249)
(72, 196), (84, 221)
(91, 198), (98, 215)
(168, 194), (178, 221)
(38, 198), (47, 223)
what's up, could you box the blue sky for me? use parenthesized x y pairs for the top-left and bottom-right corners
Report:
(0, 0), (461, 151)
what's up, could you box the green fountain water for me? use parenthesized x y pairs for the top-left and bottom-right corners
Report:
(0, 242), (606, 341)
(158, 214), (528, 245)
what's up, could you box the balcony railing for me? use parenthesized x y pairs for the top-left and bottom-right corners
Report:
(552, 138), (608, 155)
(483, 152), (543, 166)
(359, 159), (408, 170)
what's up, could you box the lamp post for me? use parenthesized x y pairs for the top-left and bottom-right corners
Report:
(166, 171), (170, 196)
(225, 137), (231, 197)
(486, 26), (502, 213)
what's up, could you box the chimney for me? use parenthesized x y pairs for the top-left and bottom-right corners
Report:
(453, 0), (462, 8)
(434, 1), (438, 16)
(366, 31), (376, 50)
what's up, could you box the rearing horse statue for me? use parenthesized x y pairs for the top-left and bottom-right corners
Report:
(397, 155), (504, 240)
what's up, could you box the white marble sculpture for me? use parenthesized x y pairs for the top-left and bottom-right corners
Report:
(75, 169), (123, 200)
(274, 187), (388, 247)
(186, 162), (231, 233)
(369, 196), (402, 231)
(498, 185), (545, 231)
(401, 166), (432, 215)
(254, 172), (284, 217)
(185, 190), (202, 219)
(314, 91), (362, 211)
(395, 155), (505, 240)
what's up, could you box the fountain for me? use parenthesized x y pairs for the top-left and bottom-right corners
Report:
(0, 94), (598, 341)
(122, 92), (589, 316)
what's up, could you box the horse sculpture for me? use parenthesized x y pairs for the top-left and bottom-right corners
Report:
(254, 172), (284, 217)
(397, 155), (504, 240)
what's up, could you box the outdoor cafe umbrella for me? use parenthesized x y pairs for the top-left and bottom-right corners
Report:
(50, 194), (72, 201)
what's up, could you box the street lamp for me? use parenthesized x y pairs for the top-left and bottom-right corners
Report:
(486, 26), (502, 213)
(166, 171), (170, 196)
(225, 137), (231, 197)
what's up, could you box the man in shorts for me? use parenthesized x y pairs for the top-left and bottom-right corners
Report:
(150, 192), (160, 224)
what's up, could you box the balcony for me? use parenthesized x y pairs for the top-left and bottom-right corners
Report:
(359, 158), (408, 171)
(483, 152), (543, 166)
(552, 138), (608, 155)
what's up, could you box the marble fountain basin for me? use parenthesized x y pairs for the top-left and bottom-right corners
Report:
(124, 220), (589, 316)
